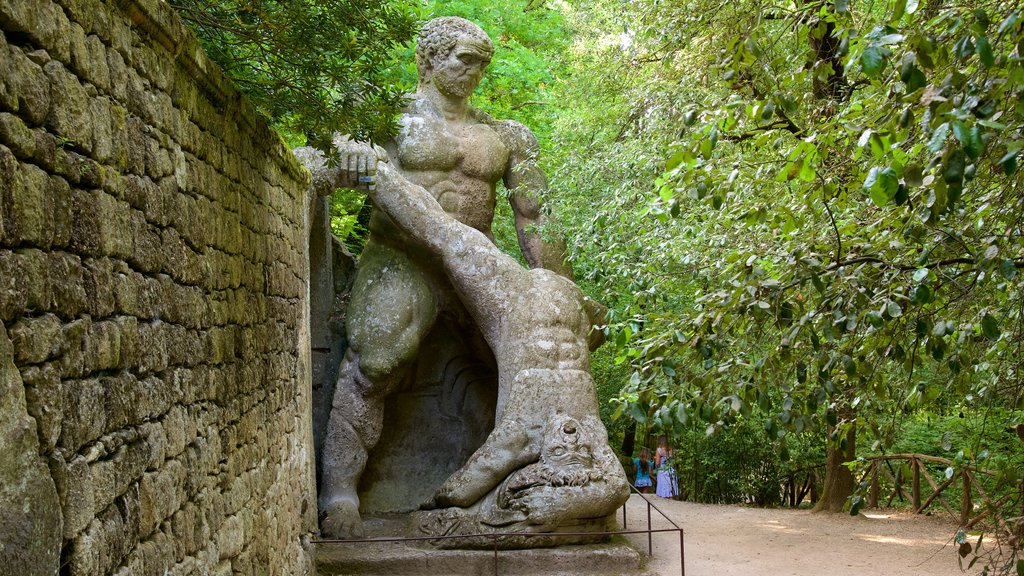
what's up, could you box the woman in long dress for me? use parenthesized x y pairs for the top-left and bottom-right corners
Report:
(654, 435), (679, 498)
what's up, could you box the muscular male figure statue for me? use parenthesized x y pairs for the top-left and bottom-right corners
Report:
(316, 17), (574, 538)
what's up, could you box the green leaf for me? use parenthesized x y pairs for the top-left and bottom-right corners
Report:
(943, 149), (966, 185)
(906, 0), (919, 14)
(892, 0), (907, 22)
(887, 301), (903, 318)
(861, 46), (886, 78)
(835, 0), (849, 13)
(975, 36), (994, 68)
(912, 268), (929, 282)
(798, 155), (816, 181)
(904, 164), (924, 187)
(1000, 149), (1019, 176)
(999, 11), (1020, 36)
(665, 151), (685, 171)
(1000, 260), (1017, 280)
(1016, 558), (1023, 576)
(905, 67), (926, 92)
(954, 35), (975, 59)
(911, 284), (933, 305)
(864, 166), (899, 207)
(928, 123), (949, 153)
(867, 311), (885, 328)
(981, 313), (1000, 340)
(630, 402), (648, 424)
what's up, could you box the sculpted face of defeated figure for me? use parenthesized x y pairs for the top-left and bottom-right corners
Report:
(301, 17), (585, 539)
(336, 144), (630, 546)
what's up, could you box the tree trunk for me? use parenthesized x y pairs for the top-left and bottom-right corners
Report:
(813, 407), (857, 513)
(621, 421), (637, 459)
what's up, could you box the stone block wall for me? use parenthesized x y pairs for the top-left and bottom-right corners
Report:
(0, 0), (317, 574)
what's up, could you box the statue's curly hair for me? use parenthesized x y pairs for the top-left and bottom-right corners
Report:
(415, 17), (493, 84)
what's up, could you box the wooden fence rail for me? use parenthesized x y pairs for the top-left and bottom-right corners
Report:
(860, 453), (1020, 539)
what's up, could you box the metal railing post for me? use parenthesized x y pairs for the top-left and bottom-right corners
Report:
(492, 534), (498, 576)
(646, 499), (653, 555)
(679, 527), (685, 576)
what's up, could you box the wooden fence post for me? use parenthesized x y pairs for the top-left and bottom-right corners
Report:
(911, 458), (922, 513)
(868, 461), (879, 509)
(961, 470), (972, 526)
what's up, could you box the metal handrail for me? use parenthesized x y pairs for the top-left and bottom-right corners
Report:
(314, 485), (685, 576)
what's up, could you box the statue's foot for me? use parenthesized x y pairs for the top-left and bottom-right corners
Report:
(320, 500), (364, 538)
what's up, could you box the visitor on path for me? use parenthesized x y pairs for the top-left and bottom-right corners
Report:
(654, 435), (679, 498)
(633, 447), (654, 493)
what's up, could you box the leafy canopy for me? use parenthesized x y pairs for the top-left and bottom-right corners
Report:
(170, 0), (421, 147)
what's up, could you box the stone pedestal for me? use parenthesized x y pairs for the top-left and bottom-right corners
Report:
(315, 516), (653, 576)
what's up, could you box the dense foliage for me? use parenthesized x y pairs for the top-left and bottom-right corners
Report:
(544, 0), (1024, 569)
(169, 0), (421, 147)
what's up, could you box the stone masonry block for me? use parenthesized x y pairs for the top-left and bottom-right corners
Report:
(10, 248), (50, 316)
(106, 45), (128, 103)
(85, 34), (111, 93)
(138, 420), (166, 470)
(68, 21), (89, 81)
(54, 0), (100, 36)
(20, 362), (62, 450)
(46, 251), (88, 316)
(58, 376), (106, 452)
(136, 372), (178, 424)
(45, 60), (93, 155)
(83, 257), (115, 317)
(48, 453), (95, 539)
(86, 319), (124, 373)
(2, 159), (50, 247)
(130, 207), (163, 275)
(137, 319), (169, 374)
(0, 250), (25, 321)
(9, 313), (62, 364)
(4, 45), (51, 126)
(46, 174), (75, 247)
(139, 459), (185, 538)
(99, 372), (133, 430)
(71, 188), (133, 259)
(58, 316), (88, 378)
(90, 439), (150, 518)
(0, 0), (71, 62)
(0, 112), (35, 159)
(0, 33), (12, 112)
(90, 96), (114, 164)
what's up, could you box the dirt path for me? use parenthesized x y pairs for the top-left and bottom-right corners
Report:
(619, 495), (970, 576)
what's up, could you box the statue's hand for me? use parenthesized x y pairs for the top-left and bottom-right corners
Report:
(332, 134), (389, 192)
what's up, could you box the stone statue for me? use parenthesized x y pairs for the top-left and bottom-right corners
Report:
(331, 142), (630, 546)
(302, 17), (592, 538)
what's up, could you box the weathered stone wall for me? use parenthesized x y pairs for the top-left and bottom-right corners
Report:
(0, 0), (317, 574)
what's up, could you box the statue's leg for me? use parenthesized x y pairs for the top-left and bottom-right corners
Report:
(429, 422), (541, 508)
(319, 243), (437, 537)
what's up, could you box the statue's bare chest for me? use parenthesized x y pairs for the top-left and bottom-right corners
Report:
(395, 114), (509, 182)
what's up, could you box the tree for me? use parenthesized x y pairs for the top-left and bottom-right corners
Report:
(548, 0), (1024, 544)
(169, 0), (421, 148)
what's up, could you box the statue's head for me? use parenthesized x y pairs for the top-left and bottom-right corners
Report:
(415, 17), (494, 98)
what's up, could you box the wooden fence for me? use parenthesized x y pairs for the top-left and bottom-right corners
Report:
(861, 453), (1021, 540)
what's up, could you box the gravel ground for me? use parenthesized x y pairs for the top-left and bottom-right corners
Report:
(618, 495), (973, 576)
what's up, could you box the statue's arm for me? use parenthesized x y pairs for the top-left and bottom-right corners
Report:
(497, 120), (575, 279)
(497, 121), (608, 350)
(371, 161), (523, 328)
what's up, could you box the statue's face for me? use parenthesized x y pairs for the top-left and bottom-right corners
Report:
(430, 36), (492, 99)
(542, 416), (594, 469)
